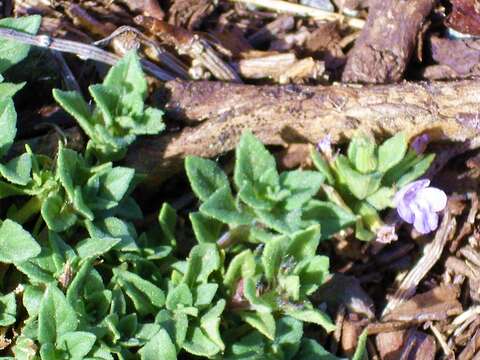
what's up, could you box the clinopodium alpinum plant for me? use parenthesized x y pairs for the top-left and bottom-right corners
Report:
(0, 13), (448, 360)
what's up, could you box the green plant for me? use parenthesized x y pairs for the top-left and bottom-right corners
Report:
(53, 50), (165, 162)
(0, 15), (372, 360)
(311, 133), (435, 240)
(186, 131), (356, 248)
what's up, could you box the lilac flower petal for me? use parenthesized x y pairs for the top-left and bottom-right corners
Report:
(417, 187), (447, 212)
(393, 179), (430, 206)
(317, 135), (333, 159)
(413, 206), (439, 234)
(397, 199), (415, 224)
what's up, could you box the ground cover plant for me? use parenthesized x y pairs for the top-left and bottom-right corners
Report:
(1, 1), (480, 359)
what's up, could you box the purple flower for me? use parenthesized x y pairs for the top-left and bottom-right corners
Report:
(317, 135), (333, 160)
(410, 134), (430, 154)
(393, 180), (447, 234)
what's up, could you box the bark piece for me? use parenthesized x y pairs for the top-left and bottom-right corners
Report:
(124, 79), (480, 185)
(376, 330), (408, 360)
(342, 0), (434, 83)
(400, 330), (436, 360)
(431, 36), (480, 75)
(446, 0), (480, 36)
(383, 285), (463, 322)
(168, 0), (215, 30)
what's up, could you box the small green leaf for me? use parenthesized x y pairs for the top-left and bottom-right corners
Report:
(200, 299), (226, 351)
(240, 311), (276, 340)
(297, 339), (340, 360)
(114, 269), (165, 315)
(98, 166), (135, 202)
(0, 153), (31, 185)
(52, 90), (94, 140)
(0, 81), (25, 98)
(397, 154), (435, 187)
(0, 219), (40, 263)
(57, 332), (96, 359)
(285, 308), (335, 333)
(295, 255), (330, 295)
(352, 329), (368, 360)
(224, 250), (256, 290)
(0, 15), (42, 73)
(287, 225), (321, 262)
(183, 327), (221, 358)
(0, 97), (16, 158)
(262, 236), (286, 282)
(194, 283), (218, 307)
(0, 292), (16, 326)
(139, 329), (177, 360)
(335, 155), (382, 199)
(347, 135), (377, 173)
(303, 200), (356, 240)
(159, 202), (177, 246)
(200, 186), (253, 226)
(86, 217), (138, 252)
(183, 243), (221, 286)
(377, 133), (407, 172)
(279, 170), (324, 210)
(38, 284), (78, 344)
(166, 283), (193, 311)
(234, 131), (278, 189)
(366, 187), (395, 210)
(190, 211), (223, 244)
(75, 237), (120, 258)
(103, 50), (147, 97)
(186, 156), (229, 202)
(310, 147), (335, 184)
(41, 193), (78, 232)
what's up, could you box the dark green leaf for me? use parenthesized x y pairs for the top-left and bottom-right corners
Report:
(139, 329), (176, 360)
(185, 156), (229, 202)
(57, 332), (96, 359)
(38, 284), (78, 344)
(0, 15), (42, 73)
(200, 186), (253, 226)
(0, 219), (40, 263)
(234, 131), (278, 189)
(0, 97), (16, 158)
(0, 153), (31, 185)
(303, 200), (356, 240)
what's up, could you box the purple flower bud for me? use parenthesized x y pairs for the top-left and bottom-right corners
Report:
(317, 135), (333, 160)
(410, 134), (430, 154)
(393, 180), (447, 234)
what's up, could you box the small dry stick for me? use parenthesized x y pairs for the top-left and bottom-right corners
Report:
(381, 210), (454, 317)
(94, 26), (190, 79)
(429, 323), (454, 358)
(0, 28), (175, 81)
(230, 0), (365, 29)
(134, 15), (242, 83)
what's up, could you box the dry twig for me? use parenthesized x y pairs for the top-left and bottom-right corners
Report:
(230, 0), (365, 29)
(382, 210), (454, 317)
(0, 27), (175, 81)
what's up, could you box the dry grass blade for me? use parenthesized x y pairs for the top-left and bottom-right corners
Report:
(0, 28), (175, 81)
(230, 0), (365, 29)
(382, 210), (454, 317)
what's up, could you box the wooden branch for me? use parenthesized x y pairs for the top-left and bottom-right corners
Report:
(342, 0), (435, 83)
(123, 79), (480, 185)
